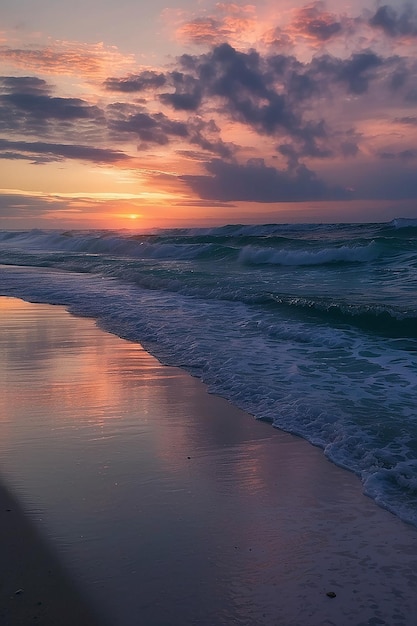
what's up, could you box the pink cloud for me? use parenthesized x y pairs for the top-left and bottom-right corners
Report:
(290, 2), (344, 42)
(0, 39), (135, 80)
(172, 3), (260, 49)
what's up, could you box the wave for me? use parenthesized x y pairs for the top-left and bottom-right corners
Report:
(2, 218), (415, 247)
(0, 228), (385, 267)
(388, 217), (417, 230)
(238, 242), (380, 266)
(267, 295), (417, 338)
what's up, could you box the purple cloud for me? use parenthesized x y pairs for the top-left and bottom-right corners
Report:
(181, 158), (350, 202)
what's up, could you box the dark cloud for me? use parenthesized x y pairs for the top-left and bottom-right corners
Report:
(187, 118), (233, 158)
(379, 149), (417, 161)
(394, 116), (417, 125)
(390, 68), (408, 91)
(309, 51), (384, 95)
(172, 199), (235, 208)
(0, 75), (97, 119)
(336, 51), (383, 94)
(0, 192), (70, 218)
(3, 92), (97, 120)
(340, 141), (359, 157)
(0, 151), (39, 162)
(405, 87), (417, 102)
(108, 105), (188, 145)
(0, 138), (129, 163)
(106, 42), (404, 168)
(108, 102), (231, 155)
(355, 163), (417, 200)
(0, 75), (51, 95)
(181, 158), (350, 202)
(172, 44), (301, 136)
(159, 72), (202, 111)
(156, 43), (396, 166)
(176, 149), (211, 162)
(0, 76), (104, 138)
(104, 71), (166, 92)
(277, 120), (337, 170)
(370, 4), (417, 38)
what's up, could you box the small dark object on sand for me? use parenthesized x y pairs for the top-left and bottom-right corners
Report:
(326, 591), (336, 598)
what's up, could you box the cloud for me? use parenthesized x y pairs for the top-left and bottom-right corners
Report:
(3, 93), (97, 120)
(108, 104), (188, 146)
(176, 17), (226, 47)
(308, 50), (384, 95)
(173, 3), (258, 48)
(159, 71), (203, 111)
(0, 191), (71, 218)
(0, 75), (97, 119)
(173, 44), (301, 136)
(370, 4), (417, 38)
(101, 37), (415, 175)
(290, 2), (344, 42)
(0, 138), (129, 164)
(262, 27), (295, 52)
(181, 158), (350, 202)
(107, 101), (232, 156)
(354, 161), (417, 199)
(187, 117), (234, 158)
(172, 199), (235, 208)
(0, 76), (104, 138)
(0, 40), (135, 79)
(104, 71), (166, 92)
(171, 1), (372, 55)
(394, 116), (417, 125)
(169, 43), (395, 124)
(379, 149), (417, 161)
(0, 76), (51, 95)
(0, 75), (116, 150)
(153, 43), (399, 166)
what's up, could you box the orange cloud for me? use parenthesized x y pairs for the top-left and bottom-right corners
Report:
(172, 3), (260, 49)
(290, 2), (344, 42)
(0, 39), (136, 80)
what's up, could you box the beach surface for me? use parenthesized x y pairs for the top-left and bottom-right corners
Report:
(0, 480), (103, 626)
(1, 296), (417, 626)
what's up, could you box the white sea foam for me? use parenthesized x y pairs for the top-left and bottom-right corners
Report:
(389, 217), (417, 229)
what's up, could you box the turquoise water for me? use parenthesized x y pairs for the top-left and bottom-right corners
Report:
(1, 219), (417, 525)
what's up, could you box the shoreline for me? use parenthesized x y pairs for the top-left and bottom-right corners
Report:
(1, 296), (417, 626)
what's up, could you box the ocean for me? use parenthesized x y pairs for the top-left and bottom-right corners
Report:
(1, 218), (417, 527)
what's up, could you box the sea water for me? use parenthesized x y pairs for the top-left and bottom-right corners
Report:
(1, 219), (416, 526)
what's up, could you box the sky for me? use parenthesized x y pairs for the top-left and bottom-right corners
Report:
(1, 0), (417, 228)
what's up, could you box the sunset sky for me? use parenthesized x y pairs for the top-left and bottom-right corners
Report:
(1, 0), (417, 228)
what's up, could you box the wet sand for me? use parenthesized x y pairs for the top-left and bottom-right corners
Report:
(0, 481), (102, 626)
(1, 296), (417, 626)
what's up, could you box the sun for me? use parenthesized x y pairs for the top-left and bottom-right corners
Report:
(129, 214), (139, 220)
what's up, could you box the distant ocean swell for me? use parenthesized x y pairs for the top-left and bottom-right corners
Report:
(1, 220), (417, 526)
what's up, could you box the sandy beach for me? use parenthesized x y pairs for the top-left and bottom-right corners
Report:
(1, 296), (417, 626)
(0, 480), (103, 626)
